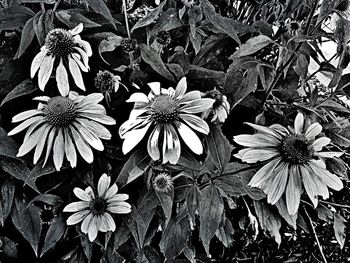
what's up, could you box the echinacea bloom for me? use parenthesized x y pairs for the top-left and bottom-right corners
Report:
(201, 89), (230, 123)
(233, 113), (343, 215)
(8, 92), (115, 171)
(94, 70), (127, 105)
(153, 172), (173, 192)
(119, 77), (214, 164)
(63, 173), (131, 242)
(31, 23), (92, 96)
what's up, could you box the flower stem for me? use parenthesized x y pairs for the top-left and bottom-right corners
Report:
(122, 0), (131, 39)
(52, 0), (62, 12)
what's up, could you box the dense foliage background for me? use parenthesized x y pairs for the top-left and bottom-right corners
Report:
(0, 0), (350, 262)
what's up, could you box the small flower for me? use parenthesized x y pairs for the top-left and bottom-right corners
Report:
(8, 92), (115, 171)
(94, 70), (127, 105)
(201, 89), (230, 123)
(31, 23), (92, 96)
(233, 113), (343, 215)
(153, 172), (173, 192)
(63, 173), (131, 242)
(119, 77), (214, 164)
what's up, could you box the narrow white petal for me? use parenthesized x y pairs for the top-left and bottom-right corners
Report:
(77, 113), (116, 125)
(69, 23), (83, 35)
(294, 112), (304, 134)
(305, 123), (322, 139)
(64, 128), (77, 168)
(31, 49), (47, 78)
(248, 157), (281, 188)
(147, 126), (161, 161)
(63, 201), (89, 212)
(122, 122), (152, 154)
(33, 126), (51, 164)
(53, 129), (65, 171)
(8, 116), (43, 136)
(66, 210), (90, 225)
(12, 110), (43, 123)
(17, 123), (48, 157)
(174, 77), (187, 99)
(104, 213), (116, 232)
(56, 57), (70, 96)
(70, 126), (94, 164)
(176, 121), (203, 155)
(72, 122), (104, 151)
(314, 151), (343, 158)
(88, 216), (98, 241)
(266, 162), (289, 205)
(106, 194), (129, 204)
(76, 119), (111, 140)
(71, 53), (88, 72)
(309, 160), (343, 191)
(179, 113), (210, 134)
(98, 173), (111, 198)
(241, 148), (279, 163)
(38, 55), (55, 91)
(68, 55), (85, 91)
(43, 128), (56, 167)
(179, 98), (214, 114)
(285, 165), (302, 215)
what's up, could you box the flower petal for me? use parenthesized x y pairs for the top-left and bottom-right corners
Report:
(68, 55), (85, 90)
(64, 128), (77, 168)
(179, 98), (214, 114)
(106, 194), (129, 204)
(43, 128), (56, 167)
(78, 112), (116, 125)
(12, 110), (43, 123)
(88, 216), (98, 241)
(176, 121), (203, 155)
(98, 173), (111, 198)
(76, 119), (111, 140)
(127, 93), (150, 103)
(38, 55), (55, 91)
(294, 112), (304, 134)
(147, 126), (161, 161)
(107, 202), (132, 214)
(305, 123), (322, 139)
(245, 123), (282, 140)
(72, 122), (104, 151)
(285, 165), (302, 215)
(8, 116), (43, 136)
(241, 148), (279, 163)
(178, 90), (201, 104)
(66, 210), (90, 225)
(31, 48), (48, 77)
(53, 129), (65, 171)
(179, 113), (210, 134)
(248, 157), (281, 188)
(314, 151), (343, 158)
(81, 213), (93, 234)
(122, 122), (152, 154)
(63, 201), (89, 212)
(33, 125), (51, 164)
(56, 57), (70, 96)
(103, 212), (116, 232)
(312, 137), (331, 152)
(308, 160), (343, 191)
(69, 23), (83, 35)
(174, 77), (187, 99)
(148, 82), (161, 95)
(265, 162), (289, 205)
(70, 126), (94, 163)
(17, 123), (49, 157)
(105, 183), (118, 199)
(233, 133), (280, 148)
(74, 187), (93, 201)
(301, 165), (319, 207)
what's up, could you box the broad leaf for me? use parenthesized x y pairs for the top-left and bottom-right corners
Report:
(15, 17), (35, 59)
(40, 215), (65, 257)
(28, 194), (63, 207)
(333, 213), (346, 249)
(116, 148), (150, 187)
(86, 0), (116, 28)
(98, 34), (124, 65)
(199, 185), (224, 255)
(55, 10), (101, 29)
(11, 197), (42, 257)
(0, 236), (17, 258)
(155, 186), (174, 227)
(33, 10), (54, 46)
(0, 180), (15, 226)
(0, 127), (19, 158)
(230, 35), (273, 58)
(0, 5), (34, 31)
(1, 79), (38, 106)
(215, 218), (234, 247)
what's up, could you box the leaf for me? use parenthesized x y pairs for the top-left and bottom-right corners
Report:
(86, 0), (116, 29)
(15, 17), (35, 59)
(200, 0), (240, 44)
(159, 217), (191, 262)
(230, 35), (273, 58)
(40, 215), (66, 257)
(126, 208), (148, 251)
(155, 186), (174, 227)
(1, 79), (38, 106)
(199, 185), (224, 255)
(131, 0), (167, 32)
(186, 185), (200, 222)
(25, 159), (59, 188)
(98, 34), (124, 64)
(205, 125), (233, 173)
(0, 127), (20, 158)
(55, 10), (101, 29)
(101, 249), (125, 263)
(323, 118), (350, 147)
(275, 199), (297, 229)
(33, 10), (54, 46)
(0, 5), (34, 30)
(254, 200), (282, 246)
(140, 44), (176, 82)
(28, 194), (63, 207)
(116, 148), (150, 187)
(0, 236), (17, 258)
(316, 204), (334, 222)
(0, 180), (15, 226)
(215, 218), (234, 247)
(11, 197), (42, 257)
(80, 235), (93, 263)
(333, 213), (346, 249)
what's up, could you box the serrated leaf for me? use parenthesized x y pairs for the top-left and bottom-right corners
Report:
(333, 213), (346, 249)
(15, 17), (35, 59)
(199, 185), (224, 255)
(0, 180), (15, 226)
(116, 148), (150, 187)
(86, 0), (116, 29)
(159, 217), (191, 262)
(131, 0), (167, 32)
(205, 125), (233, 173)
(1, 79), (38, 106)
(230, 35), (273, 58)
(254, 200), (281, 245)
(140, 44), (176, 82)
(11, 197), (42, 257)
(40, 215), (65, 257)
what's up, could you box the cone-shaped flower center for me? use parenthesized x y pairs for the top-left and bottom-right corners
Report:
(150, 95), (179, 123)
(280, 134), (314, 164)
(44, 97), (77, 127)
(90, 197), (106, 215)
(95, 71), (115, 93)
(45, 28), (74, 57)
(40, 209), (56, 225)
(153, 173), (173, 192)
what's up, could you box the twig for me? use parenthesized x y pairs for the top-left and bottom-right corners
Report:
(304, 207), (328, 263)
(52, 0), (62, 12)
(319, 200), (350, 210)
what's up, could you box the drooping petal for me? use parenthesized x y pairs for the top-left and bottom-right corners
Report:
(56, 57), (70, 96)
(66, 210), (90, 225)
(76, 119), (112, 140)
(97, 215), (108, 232)
(119, 118), (150, 138)
(174, 77), (187, 99)
(64, 128), (77, 168)
(17, 123), (49, 157)
(166, 124), (181, 164)
(63, 201), (90, 212)
(23, 119), (46, 142)
(73, 47), (89, 69)
(147, 126), (161, 161)
(38, 55), (55, 91)
(122, 122), (152, 154)
(179, 98), (214, 114)
(75, 36), (92, 57)
(241, 148), (279, 163)
(8, 116), (43, 136)
(33, 125), (51, 164)
(308, 160), (343, 191)
(74, 187), (93, 201)
(248, 157), (281, 188)
(127, 93), (150, 103)
(148, 82), (161, 95)
(312, 137), (331, 152)
(70, 126), (94, 163)
(265, 162), (289, 205)
(233, 134), (281, 148)
(294, 112), (304, 134)
(31, 48), (48, 78)
(43, 128), (56, 167)
(77, 112), (116, 125)
(53, 129), (65, 171)
(72, 122), (104, 151)
(98, 173), (111, 198)
(12, 110), (43, 123)
(301, 165), (319, 207)
(69, 23), (83, 35)
(71, 53), (88, 72)
(285, 165), (302, 215)
(68, 55), (85, 90)
(305, 123), (322, 139)
(176, 121), (203, 155)
(179, 114), (210, 134)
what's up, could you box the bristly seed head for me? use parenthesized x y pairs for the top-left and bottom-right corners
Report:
(45, 28), (74, 57)
(280, 134), (314, 164)
(150, 95), (179, 123)
(44, 97), (77, 127)
(95, 70), (116, 93)
(90, 197), (106, 215)
(153, 172), (173, 192)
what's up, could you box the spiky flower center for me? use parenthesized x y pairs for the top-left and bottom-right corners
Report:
(95, 70), (115, 93)
(150, 95), (179, 123)
(153, 173), (173, 192)
(44, 97), (77, 127)
(45, 28), (74, 57)
(90, 197), (106, 215)
(280, 134), (314, 164)
(121, 38), (138, 53)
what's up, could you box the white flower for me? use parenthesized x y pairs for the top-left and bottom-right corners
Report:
(63, 173), (132, 242)
(31, 23), (92, 96)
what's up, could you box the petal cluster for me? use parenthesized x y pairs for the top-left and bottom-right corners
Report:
(233, 113), (343, 215)
(119, 77), (214, 164)
(63, 173), (131, 242)
(8, 92), (115, 171)
(31, 23), (92, 96)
